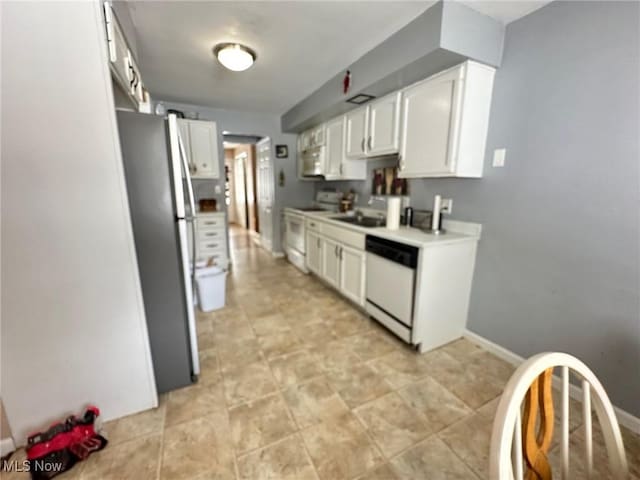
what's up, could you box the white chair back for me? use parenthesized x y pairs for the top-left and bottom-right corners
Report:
(489, 352), (628, 480)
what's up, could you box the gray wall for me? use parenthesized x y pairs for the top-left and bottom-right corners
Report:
(416, 1), (639, 415)
(159, 101), (315, 252)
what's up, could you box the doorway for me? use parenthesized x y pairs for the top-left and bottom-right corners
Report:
(224, 141), (259, 236)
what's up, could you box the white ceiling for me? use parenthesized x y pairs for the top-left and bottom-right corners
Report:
(128, 1), (551, 114)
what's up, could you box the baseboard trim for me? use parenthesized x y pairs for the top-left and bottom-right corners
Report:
(0, 437), (16, 457)
(463, 329), (640, 435)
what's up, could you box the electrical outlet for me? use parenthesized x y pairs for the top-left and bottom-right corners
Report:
(214, 184), (222, 194)
(493, 148), (506, 167)
(441, 198), (453, 214)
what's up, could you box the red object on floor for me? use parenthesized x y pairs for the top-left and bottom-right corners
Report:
(26, 406), (107, 479)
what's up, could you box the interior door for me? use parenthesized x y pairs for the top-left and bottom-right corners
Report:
(345, 107), (368, 159)
(256, 138), (274, 250)
(234, 152), (248, 228)
(368, 92), (401, 156)
(339, 245), (366, 306)
(324, 116), (345, 179)
(306, 230), (322, 275)
(321, 237), (341, 289)
(399, 74), (458, 177)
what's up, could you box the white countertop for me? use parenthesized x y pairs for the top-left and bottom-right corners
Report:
(302, 210), (481, 248)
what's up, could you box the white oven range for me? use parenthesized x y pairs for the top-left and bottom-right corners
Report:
(284, 191), (341, 273)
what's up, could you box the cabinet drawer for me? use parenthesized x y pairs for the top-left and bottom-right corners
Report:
(197, 228), (225, 241)
(321, 223), (365, 250)
(306, 218), (322, 233)
(196, 215), (225, 229)
(197, 248), (227, 264)
(198, 238), (226, 252)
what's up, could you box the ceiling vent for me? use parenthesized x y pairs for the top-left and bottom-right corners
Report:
(346, 93), (376, 105)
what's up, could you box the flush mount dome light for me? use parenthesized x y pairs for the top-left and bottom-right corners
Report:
(213, 43), (256, 72)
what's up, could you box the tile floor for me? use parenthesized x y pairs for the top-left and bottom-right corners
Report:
(3, 226), (639, 479)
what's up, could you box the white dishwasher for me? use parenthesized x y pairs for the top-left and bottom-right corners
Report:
(365, 235), (419, 343)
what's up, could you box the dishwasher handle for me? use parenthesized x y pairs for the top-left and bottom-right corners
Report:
(365, 235), (419, 269)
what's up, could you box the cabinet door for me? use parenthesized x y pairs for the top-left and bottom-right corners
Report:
(306, 231), (322, 275)
(321, 237), (341, 289)
(310, 124), (325, 146)
(399, 70), (460, 177)
(345, 107), (368, 159)
(189, 120), (220, 179)
(339, 245), (366, 306)
(104, 4), (130, 88)
(298, 130), (312, 152)
(324, 116), (345, 179)
(368, 92), (401, 156)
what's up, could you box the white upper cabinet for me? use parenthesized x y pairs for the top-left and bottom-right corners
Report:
(399, 61), (495, 178)
(300, 124), (325, 152)
(345, 92), (401, 159)
(297, 60), (494, 179)
(324, 116), (367, 181)
(345, 107), (368, 158)
(103, 2), (149, 111)
(177, 119), (220, 179)
(367, 92), (402, 156)
(324, 117), (344, 179)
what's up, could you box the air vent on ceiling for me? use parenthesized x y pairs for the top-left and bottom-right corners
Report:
(346, 93), (376, 105)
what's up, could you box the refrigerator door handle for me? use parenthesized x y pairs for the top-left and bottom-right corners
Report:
(167, 114), (186, 219)
(177, 128), (197, 221)
(176, 129), (199, 283)
(177, 219), (200, 376)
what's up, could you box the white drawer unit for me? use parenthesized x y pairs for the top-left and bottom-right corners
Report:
(194, 213), (228, 268)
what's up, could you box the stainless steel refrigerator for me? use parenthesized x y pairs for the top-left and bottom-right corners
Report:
(116, 111), (199, 393)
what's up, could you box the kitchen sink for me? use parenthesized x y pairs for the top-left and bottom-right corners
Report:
(331, 216), (386, 228)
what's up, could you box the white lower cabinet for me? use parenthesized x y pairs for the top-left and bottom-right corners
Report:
(339, 244), (366, 306)
(305, 221), (366, 307)
(194, 213), (228, 268)
(306, 230), (322, 275)
(321, 237), (341, 289)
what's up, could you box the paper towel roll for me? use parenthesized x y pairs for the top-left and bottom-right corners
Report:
(432, 194), (442, 231)
(387, 197), (401, 230)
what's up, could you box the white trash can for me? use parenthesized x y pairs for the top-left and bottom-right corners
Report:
(195, 265), (227, 312)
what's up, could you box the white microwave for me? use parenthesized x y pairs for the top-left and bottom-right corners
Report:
(301, 146), (325, 176)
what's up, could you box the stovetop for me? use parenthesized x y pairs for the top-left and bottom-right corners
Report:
(293, 207), (328, 212)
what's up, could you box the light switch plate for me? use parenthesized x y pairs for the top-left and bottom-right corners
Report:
(214, 185), (222, 194)
(493, 148), (506, 167)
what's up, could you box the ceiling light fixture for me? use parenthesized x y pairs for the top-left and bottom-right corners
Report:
(213, 43), (257, 72)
